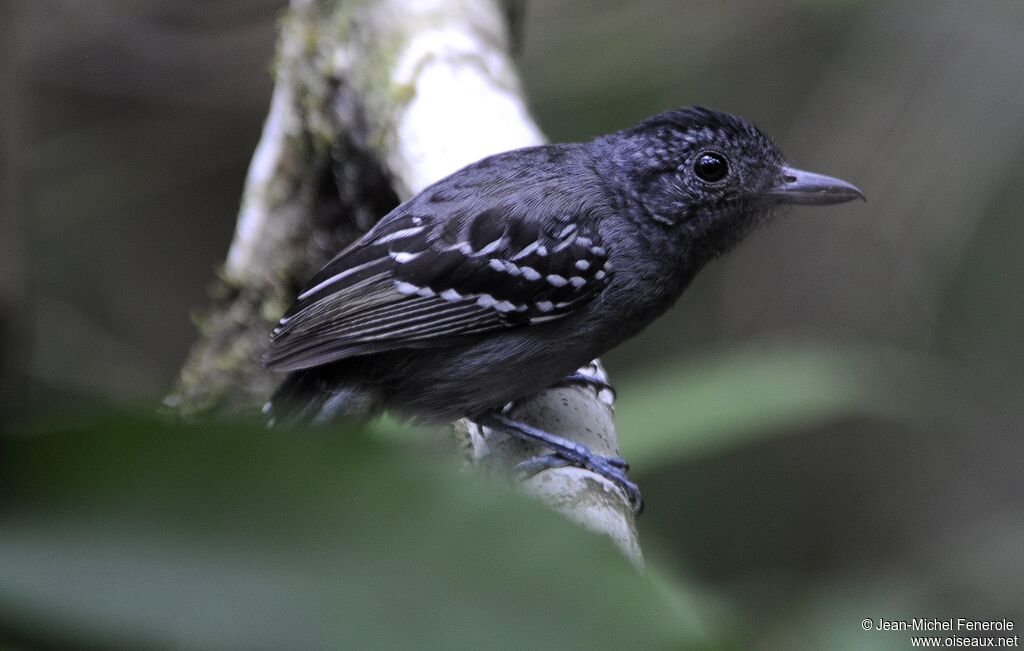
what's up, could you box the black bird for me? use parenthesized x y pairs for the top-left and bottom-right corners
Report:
(264, 106), (863, 510)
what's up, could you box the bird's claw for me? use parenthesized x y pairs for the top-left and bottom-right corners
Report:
(514, 453), (571, 478)
(515, 451), (643, 514)
(587, 455), (643, 514)
(553, 371), (617, 402)
(480, 412), (643, 514)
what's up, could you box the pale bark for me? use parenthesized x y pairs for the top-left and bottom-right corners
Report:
(168, 0), (642, 565)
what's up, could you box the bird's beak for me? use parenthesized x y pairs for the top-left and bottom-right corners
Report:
(765, 166), (865, 205)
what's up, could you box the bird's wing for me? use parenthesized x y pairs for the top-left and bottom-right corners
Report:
(264, 200), (611, 372)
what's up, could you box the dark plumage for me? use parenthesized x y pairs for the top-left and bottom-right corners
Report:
(263, 106), (862, 504)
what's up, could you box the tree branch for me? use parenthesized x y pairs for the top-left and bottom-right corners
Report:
(168, 0), (642, 566)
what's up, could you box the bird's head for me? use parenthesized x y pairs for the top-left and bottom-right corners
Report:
(598, 105), (864, 260)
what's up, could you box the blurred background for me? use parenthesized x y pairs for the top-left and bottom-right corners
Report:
(5, 0), (1024, 648)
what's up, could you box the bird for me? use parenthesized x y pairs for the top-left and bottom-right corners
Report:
(263, 105), (864, 511)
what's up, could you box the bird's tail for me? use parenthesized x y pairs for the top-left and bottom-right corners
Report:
(263, 371), (381, 428)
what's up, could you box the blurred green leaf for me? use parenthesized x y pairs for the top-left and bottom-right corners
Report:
(617, 344), (945, 467)
(0, 413), (729, 650)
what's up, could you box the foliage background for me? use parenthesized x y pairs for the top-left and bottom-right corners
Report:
(4, 1), (1023, 648)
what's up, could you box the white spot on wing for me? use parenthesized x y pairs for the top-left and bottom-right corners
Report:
(376, 225), (426, 245)
(553, 237), (575, 253)
(520, 266), (541, 281)
(395, 281), (419, 295)
(511, 241), (539, 261)
(530, 314), (562, 324)
(476, 294), (496, 308)
(472, 237), (504, 257)
(298, 258), (383, 299)
(390, 251), (421, 263)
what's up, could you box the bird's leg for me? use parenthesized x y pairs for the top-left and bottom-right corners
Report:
(477, 411), (642, 513)
(551, 371), (617, 401)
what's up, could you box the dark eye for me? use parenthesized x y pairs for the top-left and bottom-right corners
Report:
(693, 152), (729, 183)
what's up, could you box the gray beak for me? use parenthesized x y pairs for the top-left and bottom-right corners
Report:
(766, 166), (865, 205)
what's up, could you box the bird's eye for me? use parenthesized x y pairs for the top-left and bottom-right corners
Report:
(693, 152), (729, 183)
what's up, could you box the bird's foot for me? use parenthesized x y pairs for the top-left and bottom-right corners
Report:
(514, 453), (642, 513)
(479, 412), (643, 514)
(514, 452), (629, 475)
(552, 371), (617, 402)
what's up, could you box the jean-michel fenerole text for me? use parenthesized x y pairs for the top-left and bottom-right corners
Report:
(874, 618), (1015, 632)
